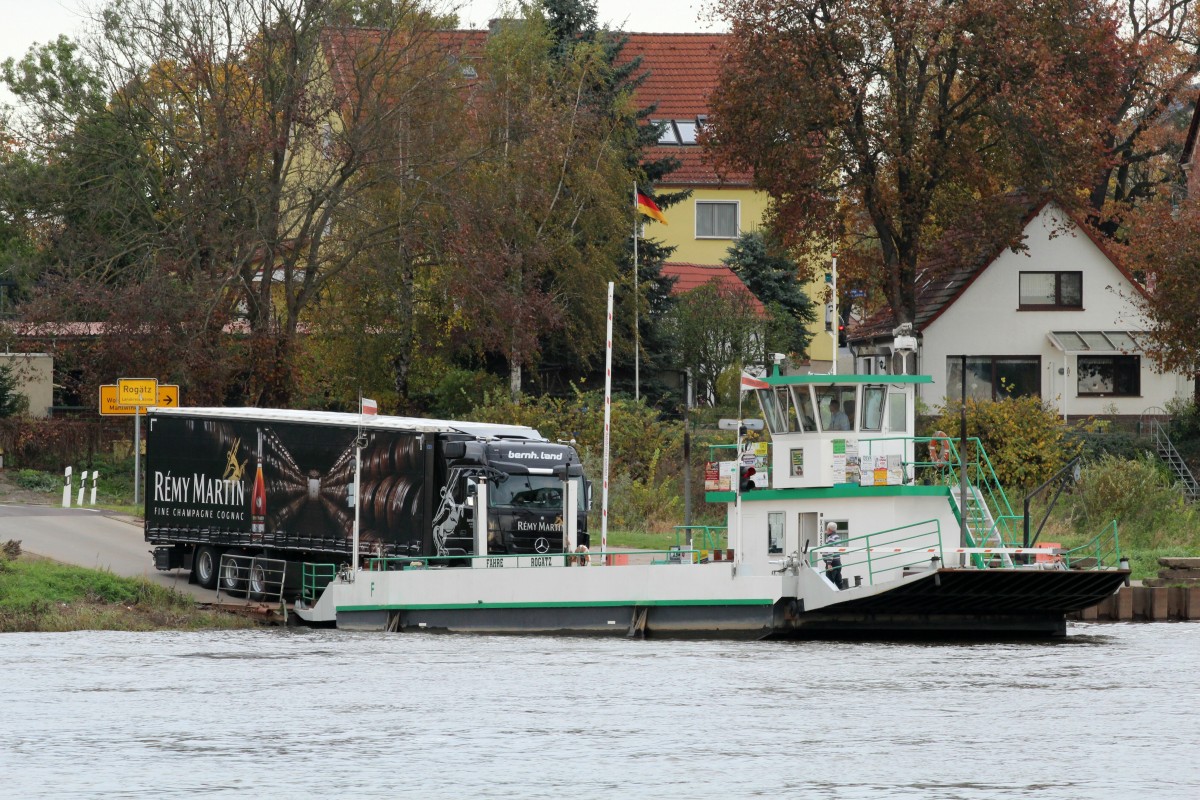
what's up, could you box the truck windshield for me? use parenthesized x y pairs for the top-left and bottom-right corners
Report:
(490, 476), (585, 511)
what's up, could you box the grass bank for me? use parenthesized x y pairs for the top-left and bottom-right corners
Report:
(0, 543), (258, 633)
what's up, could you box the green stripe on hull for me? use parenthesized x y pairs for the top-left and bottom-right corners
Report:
(708, 484), (951, 502)
(337, 598), (775, 612)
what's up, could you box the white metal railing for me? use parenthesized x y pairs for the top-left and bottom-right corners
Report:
(216, 554), (287, 605)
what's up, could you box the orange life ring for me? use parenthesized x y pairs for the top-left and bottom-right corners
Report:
(927, 431), (952, 465)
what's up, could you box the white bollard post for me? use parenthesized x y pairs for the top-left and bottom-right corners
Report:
(90, 471), (99, 506)
(62, 466), (73, 508)
(77, 468), (86, 506)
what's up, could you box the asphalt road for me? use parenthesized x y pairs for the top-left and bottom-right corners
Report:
(0, 503), (219, 602)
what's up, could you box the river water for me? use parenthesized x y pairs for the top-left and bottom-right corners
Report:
(1, 623), (1197, 799)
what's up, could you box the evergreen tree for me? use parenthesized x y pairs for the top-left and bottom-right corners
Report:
(536, 0), (684, 409)
(722, 231), (817, 361)
(0, 363), (25, 418)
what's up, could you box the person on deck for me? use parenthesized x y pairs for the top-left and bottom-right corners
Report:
(823, 522), (843, 589)
(828, 400), (850, 431)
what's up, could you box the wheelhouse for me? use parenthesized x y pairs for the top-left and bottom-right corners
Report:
(745, 374), (932, 490)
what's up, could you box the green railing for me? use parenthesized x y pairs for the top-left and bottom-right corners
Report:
(1063, 520), (1122, 569)
(673, 525), (728, 554)
(807, 518), (943, 586)
(911, 435), (1021, 564)
(300, 562), (338, 603)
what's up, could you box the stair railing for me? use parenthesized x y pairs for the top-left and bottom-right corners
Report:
(1147, 418), (1199, 501)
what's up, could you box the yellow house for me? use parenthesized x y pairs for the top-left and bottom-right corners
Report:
(622, 33), (836, 371)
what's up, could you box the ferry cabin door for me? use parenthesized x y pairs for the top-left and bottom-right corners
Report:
(796, 512), (820, 561)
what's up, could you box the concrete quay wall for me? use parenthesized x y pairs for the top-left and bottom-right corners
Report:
(1071, 586), (1200, 622)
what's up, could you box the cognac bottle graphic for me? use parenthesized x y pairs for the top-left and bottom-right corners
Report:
(251, 428), (266, 535)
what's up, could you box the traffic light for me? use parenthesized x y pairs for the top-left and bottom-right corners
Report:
(838, 322), (846, 348)
(739, 465), (756, 493)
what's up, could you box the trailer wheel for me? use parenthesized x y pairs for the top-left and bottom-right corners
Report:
(247, 560), (270, 601)
(193, 546), (220, 590)
(219, 552), (246, 596)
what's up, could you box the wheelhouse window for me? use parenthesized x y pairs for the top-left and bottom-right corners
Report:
(1019, 272), (1082, 309)
(696, 201), (738, 238)
(860, 387), (885, 431)
(792, 386), (817, 431)
(947, 357), (1041, 401)
(815, 386), (856, 431)
(1077, 355), (1140, 396)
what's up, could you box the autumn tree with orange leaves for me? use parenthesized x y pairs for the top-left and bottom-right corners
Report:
(1123, 197), (1200, 399)
(705, 0), (1124, 328)
(1085, 0), (1200, 223)
(3, 0), (462, 406)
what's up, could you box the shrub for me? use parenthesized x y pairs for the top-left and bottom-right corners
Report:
(470, 389), (681, 483)
(1066, 429), (1154, 464)
(14, 469), (60, 493)
(426, 368), (504, 418)
(928, 396), (1079, 494)
(1067, 453), (1200, 551)
(603, 449), (684, 533)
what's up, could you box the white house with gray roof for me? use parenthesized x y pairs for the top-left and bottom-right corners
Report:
(850, 199), (1191, 418)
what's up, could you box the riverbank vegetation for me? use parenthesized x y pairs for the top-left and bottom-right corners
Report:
(0, 542), (258, 633)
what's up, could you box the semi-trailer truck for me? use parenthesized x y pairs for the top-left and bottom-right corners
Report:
(144, 407), (589, 596)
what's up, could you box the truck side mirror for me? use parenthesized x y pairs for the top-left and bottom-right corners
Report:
(444, 441), (467, 460)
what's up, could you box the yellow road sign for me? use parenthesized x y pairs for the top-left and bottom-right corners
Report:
(118, 378), (158, 406)
(100, 383), (182, 415)
(99, 385), (139, 415)
(156, 384), (180, 408)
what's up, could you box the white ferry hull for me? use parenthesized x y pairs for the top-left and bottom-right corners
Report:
(293, 561), (1128, 639)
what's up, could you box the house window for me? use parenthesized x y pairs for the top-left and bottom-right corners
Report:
(675, 120), (698, 145)
(947, 356), (1041, 401)
(1019, 272), (1082, 309)
(1077, 355), (1140, 396)
(696, 201), (738, 238)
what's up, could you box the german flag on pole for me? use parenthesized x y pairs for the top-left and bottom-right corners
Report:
(636, 190), (668, 225)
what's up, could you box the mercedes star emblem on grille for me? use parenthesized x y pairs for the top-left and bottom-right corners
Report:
(534, 537), (550, 553)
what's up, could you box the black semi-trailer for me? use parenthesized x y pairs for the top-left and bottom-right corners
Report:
(144, 407), (588, 595)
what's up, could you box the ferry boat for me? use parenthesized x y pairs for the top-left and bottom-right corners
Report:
(292, 371), (1128, 638)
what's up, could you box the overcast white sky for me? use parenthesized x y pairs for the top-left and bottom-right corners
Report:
(0, 0), (721, 68)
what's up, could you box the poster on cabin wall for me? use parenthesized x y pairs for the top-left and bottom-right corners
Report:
(745, 443), (769, 488)
(844, 439), (860, 484)
(705, 461), (736, 491)
(831, 439), (846, 482)
(790, 448), (804, 478)
(873, 455), (889, 485)
(887, 454), (903, 485)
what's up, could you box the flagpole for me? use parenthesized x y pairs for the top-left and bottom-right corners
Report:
(735, 376), (743, 570)
(352, 392), (362, 577)
(601, 282), (614, 564)
(633, 183), (640, 402)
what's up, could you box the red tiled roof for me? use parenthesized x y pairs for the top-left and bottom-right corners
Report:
(321, 28), (742, 186)
(661, 262), (765, 315)
(618, 33), (747, 187)
(621, 34), (726, 118)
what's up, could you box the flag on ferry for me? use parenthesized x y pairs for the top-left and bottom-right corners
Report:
(636, 191), (668, 225)
(740, 373), (769, 391)
(361, 397), (378, 415)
